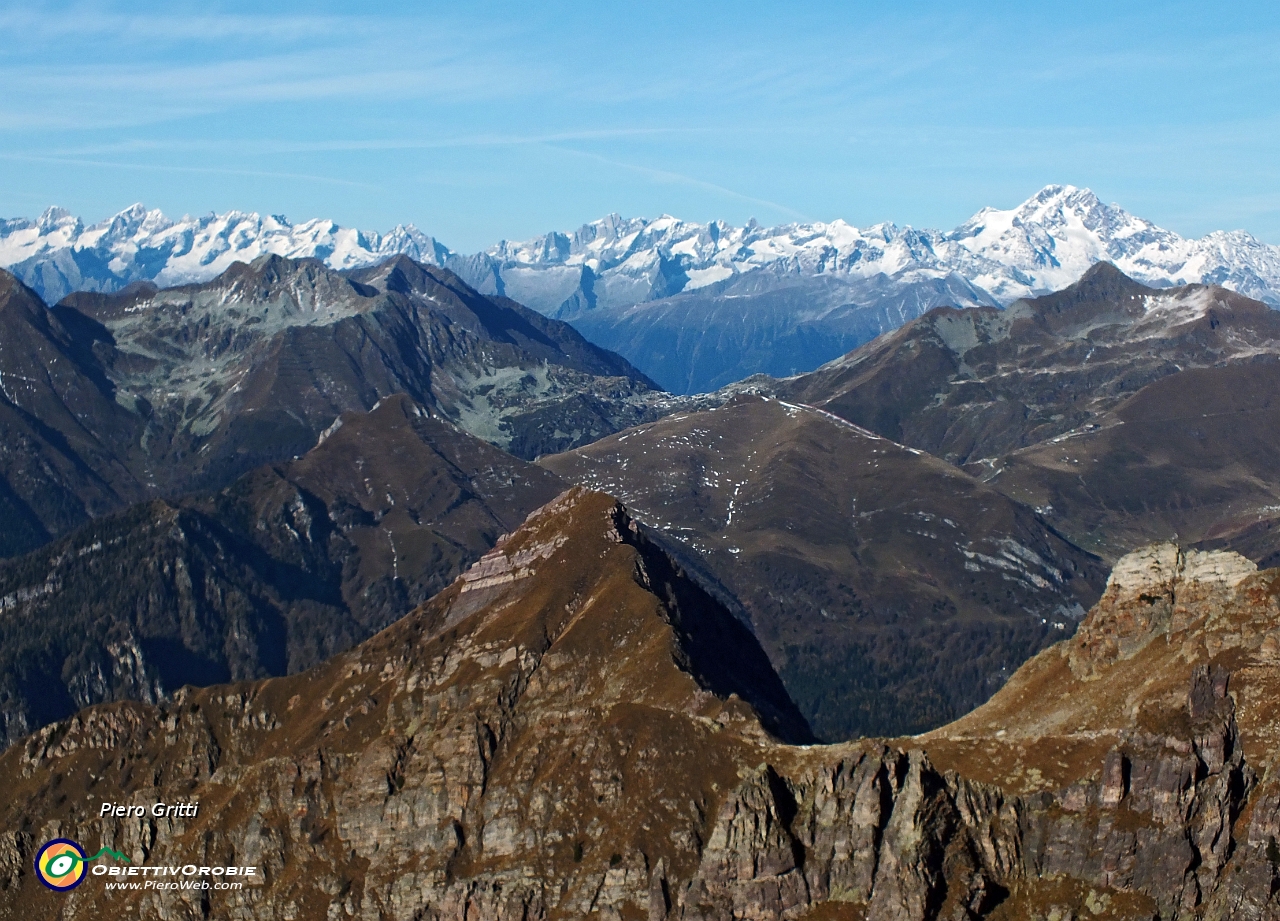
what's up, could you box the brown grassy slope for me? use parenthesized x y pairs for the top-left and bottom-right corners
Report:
(0, 489), (806, 920)
(541, 394), (1105, 739)
(990, 362), (1280, 560)
(778, 264), (1280, 566)
(2, 502), (1280, 918)
(925, 544), (1280, 792)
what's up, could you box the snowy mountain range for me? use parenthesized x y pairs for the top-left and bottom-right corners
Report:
(0, 205), (450, 304)
(463, 184), (1280, 313)
(5, 185), (1279, 309)
(4, 185), (1278, 392)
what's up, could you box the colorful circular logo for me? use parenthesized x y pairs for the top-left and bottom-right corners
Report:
(35, 838), (88, 891)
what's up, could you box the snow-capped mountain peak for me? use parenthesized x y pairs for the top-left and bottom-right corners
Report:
(0, 203), (456, 302)
(2, 186), (1279, 310)
(446, 185), (1280, 322)
(35, 206), (81, 236)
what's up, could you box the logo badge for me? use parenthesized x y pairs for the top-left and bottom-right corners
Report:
(34, 839), (130, 891)
(34, 838), (89, 891)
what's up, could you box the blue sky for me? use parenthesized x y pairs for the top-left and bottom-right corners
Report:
(1, 1), (1277, 250)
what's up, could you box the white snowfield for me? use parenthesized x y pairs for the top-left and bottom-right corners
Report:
(0, 204), (450, 293)
(3, 185), (1279, 307)
(486, 185), (1280, 306)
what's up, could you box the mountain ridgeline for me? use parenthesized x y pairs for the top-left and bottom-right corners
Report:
(0, 394), (566, 751)
(7, 185), (1280, 392)
(4, 256), (1280, 752)
(3, 494), (1280, 919)
(541, 395), (1105, 739)
(0, 255), (663, 556)
(776, 263), (1280, 562)
(0, 227), (1278, 918)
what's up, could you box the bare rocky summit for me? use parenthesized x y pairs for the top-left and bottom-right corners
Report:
(1, 492), (1278, 919)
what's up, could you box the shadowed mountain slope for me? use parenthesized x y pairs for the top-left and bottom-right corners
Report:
(0, 272), (147, 556)
(776, 263), (1280, 561)
(782, 264), (1280, 465)
(541, 394), (1105, 739)
(0, 256), (663, 557)
(0, 394), (564, 751)
(3, 501), (1280, 918)
(564, 271), (994, 394)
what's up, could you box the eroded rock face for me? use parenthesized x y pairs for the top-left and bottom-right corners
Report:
(674, 660), (1255, 921)
(1069, 543), (1258, 676)
(1, 519), (1279, 920)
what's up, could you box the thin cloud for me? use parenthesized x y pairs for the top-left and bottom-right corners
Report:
(0, 9), (543, 127)
(0, 152), (381, 191)
(0, 7), (388, 44)
(0, 51), (517, 107)
(548, 146), (809, 222)
(33, 128), (706, 158)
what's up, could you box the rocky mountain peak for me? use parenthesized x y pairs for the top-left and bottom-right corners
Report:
(5, 498), (1280, 918)
(358, 251), (450, 296)
(1003, 260), (1158, 325)
(1024, 183), (1106, 219)
(138, 253), (380, 328)
(0, 486), (818, 916)
(1075, 259), (1135, 285)
(35, 205), (80, 235)
(219, 251), (362, 296)
(1104, 542), (1258, 597)
(101, 202), (164, 237)
(1069, 543), (1259, 677)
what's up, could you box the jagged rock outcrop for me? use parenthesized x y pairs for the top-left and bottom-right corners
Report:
(1067, 543), (1258, 676)
(1, 524), (1278, 919)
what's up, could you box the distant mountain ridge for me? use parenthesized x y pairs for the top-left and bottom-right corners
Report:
(6, 185), (1278, 308)
(776, 263), (1280, 563)
(470, 185), (1280, 312)
(0, 205), (450, 304)
(0, 255), (662, 556)
(8, 186), (1280, 393)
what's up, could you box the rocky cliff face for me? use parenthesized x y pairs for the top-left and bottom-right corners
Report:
(0, 501), (1278, 919)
